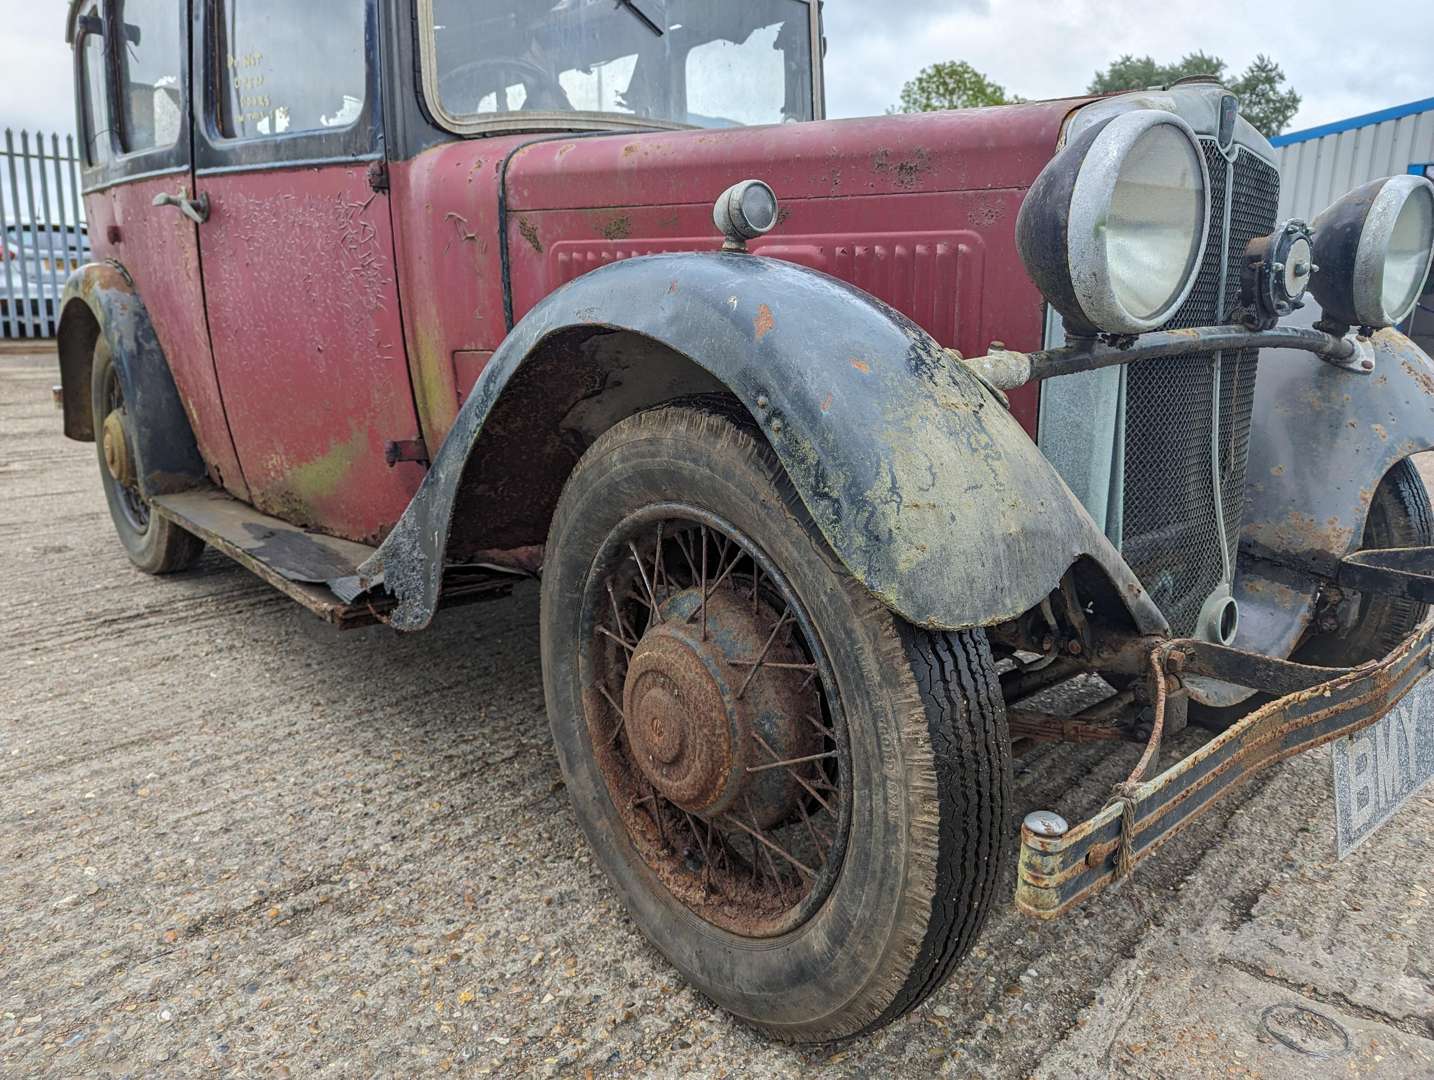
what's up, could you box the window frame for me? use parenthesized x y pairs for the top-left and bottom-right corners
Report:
(413, 0), (825, 138)
(72, 4), (116, 171)
(69, 0), (192, 192)
(113, 0), (186, 157)
(194, 0), (382, 174)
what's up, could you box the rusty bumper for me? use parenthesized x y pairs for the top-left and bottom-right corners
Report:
(1015, 617), (1434, 918)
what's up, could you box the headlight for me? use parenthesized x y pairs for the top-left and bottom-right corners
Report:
(1309, 174), (1434, 329)
(1017, 110), (1211, 335)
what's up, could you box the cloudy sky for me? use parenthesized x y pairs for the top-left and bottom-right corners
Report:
(0, 0), (1428, 138)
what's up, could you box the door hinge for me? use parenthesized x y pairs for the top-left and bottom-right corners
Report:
(367, 159), (390, 193)
(384, 437), (428, 467)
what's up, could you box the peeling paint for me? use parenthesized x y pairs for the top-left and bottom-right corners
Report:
(600, 215), (632, 240)
(873, 147), (932, 190)
(518, 217), (543, 253)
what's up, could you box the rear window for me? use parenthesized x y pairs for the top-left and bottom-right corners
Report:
(116, 0), (184, 153)
(78, 11), (111, 165)
(214, 0), (367, 140)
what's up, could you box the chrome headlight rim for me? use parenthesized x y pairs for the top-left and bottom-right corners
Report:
(1311, 174), (1434, 330)
(1017, 109), (1213, 336)
(1352, 174), (1434, 327)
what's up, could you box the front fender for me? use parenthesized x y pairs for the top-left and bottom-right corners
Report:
(1229, 323), (1434, 669)
(362, 252), (1165, 634)
(56, 262), (207, 497)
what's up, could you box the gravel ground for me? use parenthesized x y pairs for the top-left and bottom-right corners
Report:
(2, 345), (1431, 1077)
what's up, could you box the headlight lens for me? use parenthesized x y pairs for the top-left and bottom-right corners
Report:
(1017, 110), (1211, 335)
(1106, 125), (1207, 322)
(1309, 174), (1434, 329)
(1382, 183), (1434, 320)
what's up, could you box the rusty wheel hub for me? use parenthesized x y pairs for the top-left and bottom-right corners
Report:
(101, 409), (135, 488)
(622, 587), (817, 830)
(585, 513), (850, 936)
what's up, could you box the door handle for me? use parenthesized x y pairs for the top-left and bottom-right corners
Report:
(152, 189), (211, 225)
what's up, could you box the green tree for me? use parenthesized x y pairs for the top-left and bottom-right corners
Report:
(1088, 52), (1301, 136)
(1227, 55), (1302, 138)
(894, 61), (1013, 113)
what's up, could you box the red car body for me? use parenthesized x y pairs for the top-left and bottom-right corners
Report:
(82, 104), (1074, 544)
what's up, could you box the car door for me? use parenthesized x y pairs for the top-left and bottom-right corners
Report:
(76, 0), (249, 498)
(192, 0), (423, 543)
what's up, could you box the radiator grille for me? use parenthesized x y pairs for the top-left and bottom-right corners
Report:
(1120, 142), (1280, 635)
(1219, 152), (1282, 558)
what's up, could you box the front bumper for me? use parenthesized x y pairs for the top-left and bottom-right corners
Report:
(1016, 615), (1434, 917)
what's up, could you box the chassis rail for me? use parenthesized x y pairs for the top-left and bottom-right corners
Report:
(1015, 617), (1434, 918)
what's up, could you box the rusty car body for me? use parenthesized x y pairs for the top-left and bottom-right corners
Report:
(58, 0), (1434, 1042)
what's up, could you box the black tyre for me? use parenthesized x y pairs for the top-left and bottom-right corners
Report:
(1191, 458), (1431, 730)
(540, 400), (1010, 1042)
(1294, 457), (1431, 666)
(91, 340), (205, 574)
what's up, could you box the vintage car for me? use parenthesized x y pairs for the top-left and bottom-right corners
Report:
(59, 0), (1434, 1043)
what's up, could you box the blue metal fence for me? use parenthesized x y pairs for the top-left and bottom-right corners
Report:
(0, 130), (89, 339)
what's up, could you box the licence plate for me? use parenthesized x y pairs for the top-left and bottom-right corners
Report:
(1332, 670), (1434, 857)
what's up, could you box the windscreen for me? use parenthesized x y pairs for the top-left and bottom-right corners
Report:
(428, 0), (814, 129)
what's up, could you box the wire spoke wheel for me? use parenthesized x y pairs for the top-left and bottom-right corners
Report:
(101, 363), (149, 532)
(580, 507), (852, 937)
(543, 402), (1009, 1041)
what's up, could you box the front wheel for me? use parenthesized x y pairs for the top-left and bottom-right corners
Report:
(540, 400), (1011, 1042)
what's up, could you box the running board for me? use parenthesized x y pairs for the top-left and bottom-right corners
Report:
(150, 488), (513, 628)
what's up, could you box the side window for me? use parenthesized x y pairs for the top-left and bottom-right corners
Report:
(78, 11), (112, 165)
(215, 0), (367, 140)
(116, 0), (184, 153)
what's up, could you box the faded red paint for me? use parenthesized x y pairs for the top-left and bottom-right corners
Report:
(85, 99), (1079, 543)
(499, 105), (1075, 435)
(193, 165), (424, 542)
(88, 178), (249, 500)
(387, 136), (531, 449)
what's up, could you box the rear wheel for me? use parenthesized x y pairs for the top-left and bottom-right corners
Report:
(1191, 458), (1431, 730)
(540, 401), (1011, 1042)
(91, 340), (204, 574)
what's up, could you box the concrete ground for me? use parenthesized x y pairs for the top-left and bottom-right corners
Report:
(2, 347), (1431, 1078)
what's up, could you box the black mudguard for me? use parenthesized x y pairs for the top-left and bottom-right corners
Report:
(56, 262), (208, 497)
(362, 252), (1165, 635)
(1194, 322), (1434, 706)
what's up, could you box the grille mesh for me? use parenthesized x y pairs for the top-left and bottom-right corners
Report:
(1120, 142), (1280, 635)
(1219, 152), (1282, 557)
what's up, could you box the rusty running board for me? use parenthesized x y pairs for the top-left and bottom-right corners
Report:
(151, 488), (513, 628)
(1015, 619), (1434, 917)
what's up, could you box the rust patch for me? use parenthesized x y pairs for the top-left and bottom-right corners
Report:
(1402, 358), (1434, 397)
(754, 304), (775, 341)
(850, 358), (871, 374)
(517, 217), (543, 254)
(966, 198), (1003, 227)
(1270, 464), (1285, 476)
(667, 279), (679, 295)
(621, 142), (640, 158)
(874, 147), (932, 190)
(820, 392), (833, 413)
(1372, 422), (1389, 441)
(600, 215), (632, 241)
